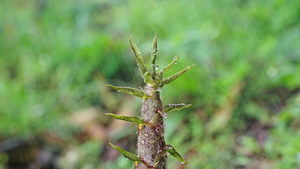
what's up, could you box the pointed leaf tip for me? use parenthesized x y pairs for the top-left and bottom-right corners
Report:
(167, 145), (187, 164)
(160, 64), (195, 87)
(106, 84), (147, 98)
(109, 143), (142, 162)
(150, 33), (158, 76)
(158, 55), (181, 80)
(106, 113), (145, 124)
(128, 36), (153, 84)
(164, 103), (192, 113)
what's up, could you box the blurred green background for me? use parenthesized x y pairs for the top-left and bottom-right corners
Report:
(1, 0), (300, 169)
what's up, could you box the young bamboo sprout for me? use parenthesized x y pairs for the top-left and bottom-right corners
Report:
(106, 34), (194, 169)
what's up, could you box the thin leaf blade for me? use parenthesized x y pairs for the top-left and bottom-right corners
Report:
(106, 113), (145, 124)
(158, 55), (180, 80)
(159, 64), (195, 87)
(106, 84), (146, 98)
(164, 103), (192, 113)
(109, 143), (142, 162)
(129, 36), (153, 84)
(150, 33), (158, 76)
(167, 145), (186, 164)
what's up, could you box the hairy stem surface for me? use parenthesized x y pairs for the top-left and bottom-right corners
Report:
(136, 85), (166, 169)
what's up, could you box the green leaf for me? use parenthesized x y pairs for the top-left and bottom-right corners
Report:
(106, 84), (147, 98)
(150, 33), (158, 76)
(159, 64), (195, 87)
(158, 55), (180, 80)
(106, 113), (145, 124)
(109, 143), (142, 162)
(164, 103), (192, 113)
(129, 36), (153, 84)
(167, 145), (186, 164)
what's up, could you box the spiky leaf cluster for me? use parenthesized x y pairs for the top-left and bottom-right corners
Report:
(106, 34), (193, 168)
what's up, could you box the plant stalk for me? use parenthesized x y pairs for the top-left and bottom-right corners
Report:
(106, 34), (193, 169)
(136, 85), (166, 169)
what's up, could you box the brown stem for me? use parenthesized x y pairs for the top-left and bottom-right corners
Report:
(136, 85), (167, 169)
